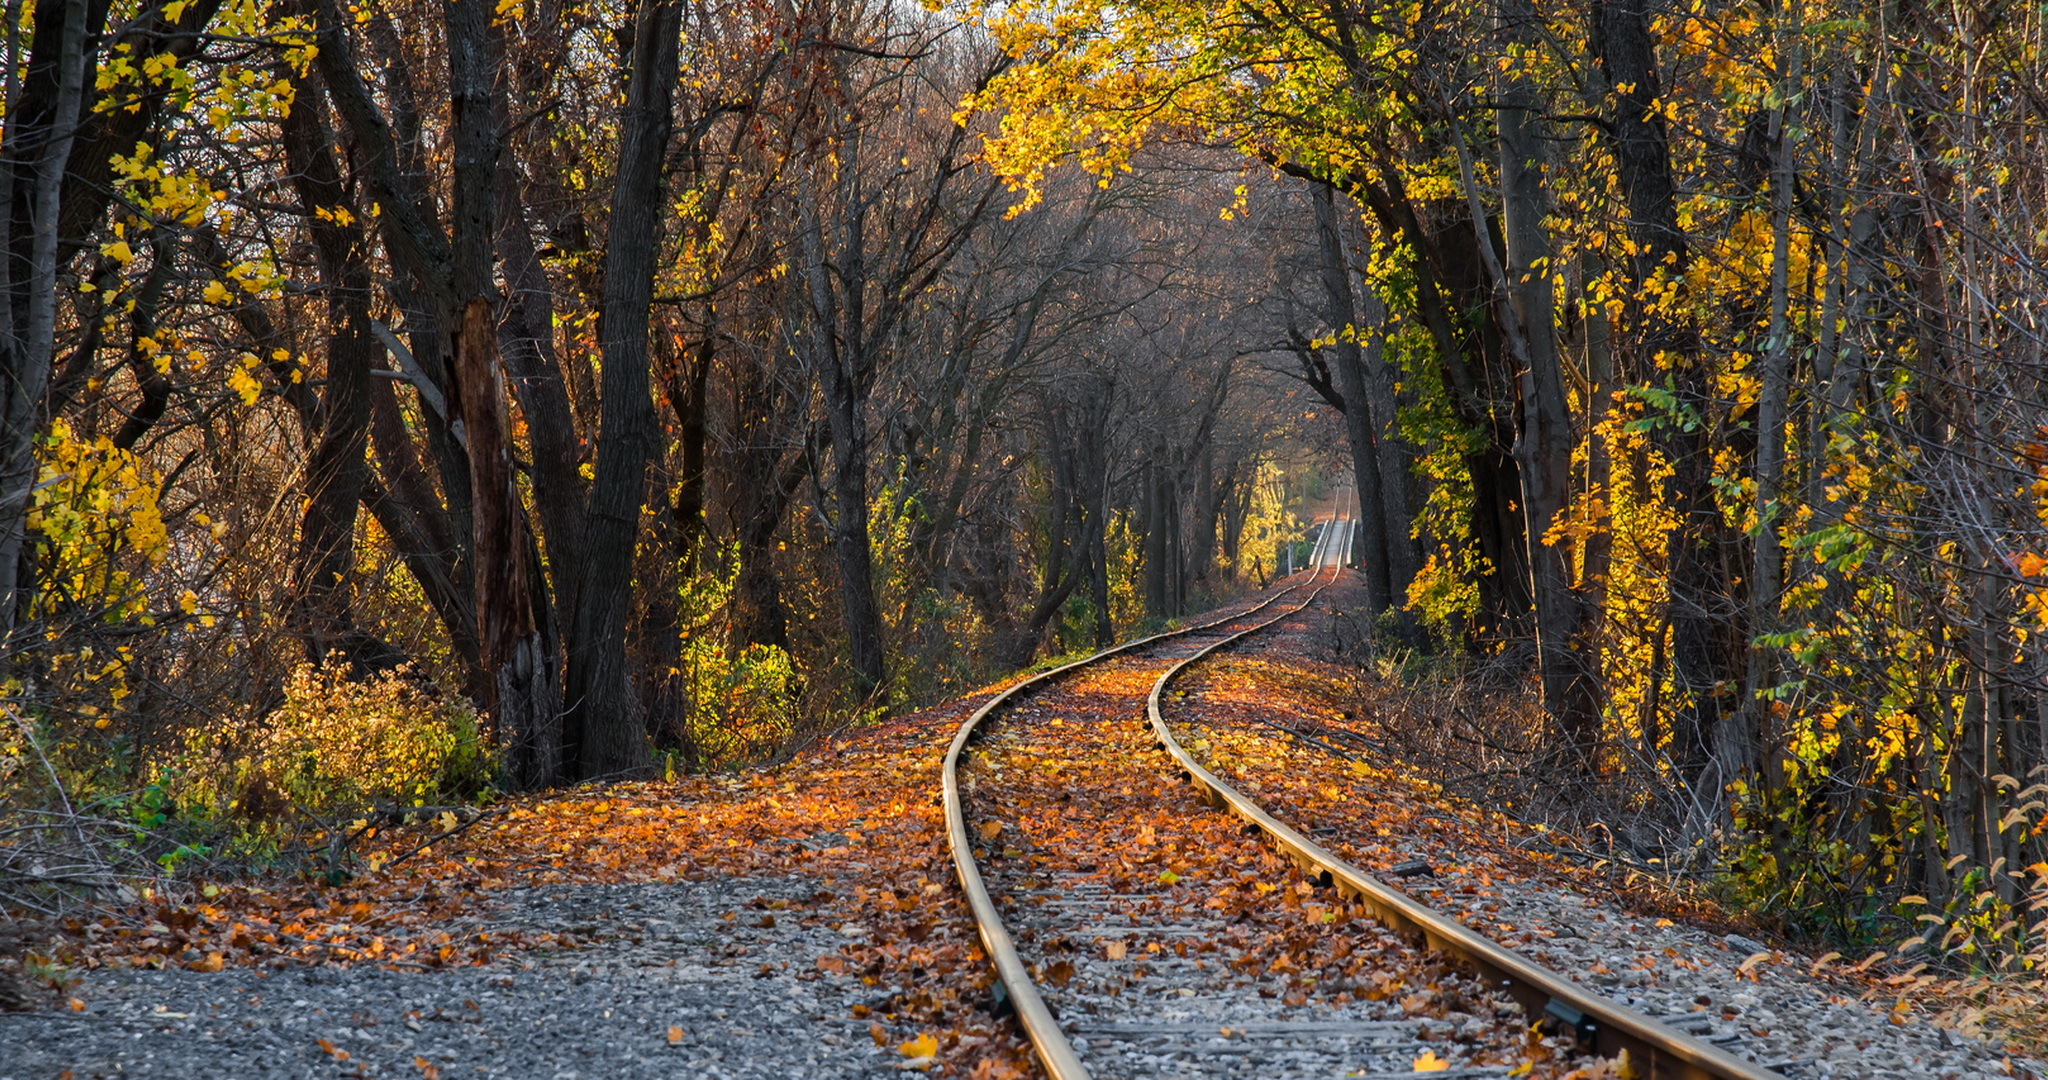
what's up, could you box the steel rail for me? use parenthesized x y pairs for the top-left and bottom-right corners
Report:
(1145, 593), (1783, 1080)
(941, 569), (1332, 1080)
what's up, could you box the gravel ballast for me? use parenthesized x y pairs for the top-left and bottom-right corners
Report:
(1, 876), (907, 1079)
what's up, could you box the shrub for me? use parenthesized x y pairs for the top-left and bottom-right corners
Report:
(678, 641), (799, 769)
(173, 664), (485, 818)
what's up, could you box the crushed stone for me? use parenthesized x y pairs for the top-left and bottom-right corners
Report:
(1, 876), (907, 1079)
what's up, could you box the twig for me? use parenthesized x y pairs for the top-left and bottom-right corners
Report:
(377, 808), (503, 872)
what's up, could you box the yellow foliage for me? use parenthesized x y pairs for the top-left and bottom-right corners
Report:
(172, 664), (484, 815)
(27, 419), (168, 626)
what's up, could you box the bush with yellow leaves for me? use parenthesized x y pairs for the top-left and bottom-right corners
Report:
(173, 664), (486, 818)
(677, 641), (799, 770)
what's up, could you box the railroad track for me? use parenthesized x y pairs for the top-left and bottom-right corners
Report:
(942, 510), (1783, 1080)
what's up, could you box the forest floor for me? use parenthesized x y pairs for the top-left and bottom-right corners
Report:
(4, 574), (2043, 1079)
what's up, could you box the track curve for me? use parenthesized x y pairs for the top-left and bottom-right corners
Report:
(941, 572), (1330, 1077)
(943, 488), (1777, 1080)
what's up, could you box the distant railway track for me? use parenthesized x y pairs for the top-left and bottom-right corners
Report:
(942, 505), (1782, 1080)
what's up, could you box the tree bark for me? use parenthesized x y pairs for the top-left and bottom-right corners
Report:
(1593, 0), (1748, 794)
(455, 301), (560, 786)
(280, 71), (390, 672)
(0, 0), (87, 640)
(1488, 0), (1601, 752)
(1311, 185), (1393, 615)
(562, 0), (680, 779)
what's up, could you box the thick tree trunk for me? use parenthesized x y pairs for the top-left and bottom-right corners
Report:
(280, 71), (395, 672)
(562, 0), (680, 779)
(494, 148), (587, 627)
(0, 0), (87, 640)
(1593, 0), (1748, 794)
(1487, 1), (1602, 753)
(1352, 285), (1421, 598)
(822, 384), (886, 695)
(455, 301), (560, 787)
(1311, 186), (1393, 614)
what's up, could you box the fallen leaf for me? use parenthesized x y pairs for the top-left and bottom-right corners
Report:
(1157, 869), (1181, 884)
(899, 1032), (939, 1058)
(667, 1025), (685, 1044)
(1105, 940), (1127, 960)
(413, 1055), (442, 1079)
(190, 951), (224, 973)
(67, 997), (85, 1012)
(1045, 959), (1074, 986)
(977, 821), (1003, 843)
(1413, 1049), (1451, 1072)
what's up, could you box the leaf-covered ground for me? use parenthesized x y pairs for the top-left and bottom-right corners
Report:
(1166, 576), (2043, 1078)
(22, 574), (2041, 1078)
(35, 672), (1029, 1074)
(956, 600), (1546, 1078)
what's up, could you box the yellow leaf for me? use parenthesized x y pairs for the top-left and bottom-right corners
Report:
(190, 951), (223, 973)
(1413, 1050), (1451, 1072)
(203, 280), (232, 304)
(102, 240), (134, 264)
(899, 1033), (938, 1058)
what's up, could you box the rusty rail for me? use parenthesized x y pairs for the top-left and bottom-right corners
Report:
(1143, 586), (1783, 1080)
(940, 569), (1333, 1080)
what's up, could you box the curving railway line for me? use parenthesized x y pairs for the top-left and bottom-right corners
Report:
(942, 498), (1783, 1079)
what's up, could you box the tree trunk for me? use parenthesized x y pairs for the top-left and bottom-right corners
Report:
(280, 70), (397, 672)
(1593, 0), (1748, 796)
(562, 0), (680, 779)
(494, 144), (587, 628)
(1311, 185), (1393, 614)
(0, 0), (87, 639)
(1745, 0), (1801, 739)
(1488, 0), (1602, 753)
(454, 301), (560, 787)
(803, 194), (890, 698)
(727, 355), (801, 653)
(1144, 457), (1170, 617)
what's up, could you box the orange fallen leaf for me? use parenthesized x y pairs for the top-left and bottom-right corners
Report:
(1414, 1049), (1451, 1072)
(977, 821), (1003, 843)
(190, 952), (224, 973)
(666, 1025), (685, 1044)
(1105, 940), (1127, 960)
(899, 1032), (939, 1058)
(413, 1055), (442, 1079)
